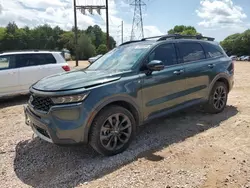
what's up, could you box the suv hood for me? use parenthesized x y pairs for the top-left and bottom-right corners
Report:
(32, 69), (123, 92)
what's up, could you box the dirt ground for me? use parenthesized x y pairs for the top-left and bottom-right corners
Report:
(67, 60), (90, 70)
(0, 62), (250, 188)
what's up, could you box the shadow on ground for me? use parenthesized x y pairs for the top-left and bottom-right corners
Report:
(0, 95), (29, 109)
(14, 105), (238, 187)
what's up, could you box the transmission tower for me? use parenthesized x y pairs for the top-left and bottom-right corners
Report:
(130, 0), (146, 40)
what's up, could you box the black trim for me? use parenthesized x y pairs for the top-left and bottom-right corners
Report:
(119, 34), (215, 46)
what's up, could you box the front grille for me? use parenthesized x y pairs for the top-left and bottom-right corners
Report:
(31, 95), (54, 112)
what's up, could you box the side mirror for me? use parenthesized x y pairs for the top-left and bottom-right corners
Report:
(147, 60), (164, 72)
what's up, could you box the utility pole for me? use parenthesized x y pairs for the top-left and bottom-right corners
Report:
(130, 0), (146, 40)
(73, 0), (78, 67)
(75, 1), (110, 50)
(121, 20), (124, 44)
(106, 0), (110, 50)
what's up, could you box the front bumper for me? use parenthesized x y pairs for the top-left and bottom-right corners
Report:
(24, 102), (89, 145)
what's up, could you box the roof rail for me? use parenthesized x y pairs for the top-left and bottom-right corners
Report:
(157, 34), (215, 41)
(141, 35), (166, 41)
(119, 34), (215, 46)
(119, 40), (142, 46)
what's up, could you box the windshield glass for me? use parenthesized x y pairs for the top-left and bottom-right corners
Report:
(87, 43), (151, 71)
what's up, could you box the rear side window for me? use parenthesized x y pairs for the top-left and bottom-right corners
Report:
(44, 53), (57, 64)
(16, 53), (56, 68)
(178, 43), (205, 63)
(202, 43), (224, 58)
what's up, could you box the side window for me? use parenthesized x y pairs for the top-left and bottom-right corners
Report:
(148, 43), (177, 66)
(16, 53), (56, 68)
(0, 55), (16, 70)
(203, 43), (224, 58)
(16, 54), (38, 68)
(32, 54), (47, 65)
(178, 43), (205, 63)
(0, 55), (11, 70)
(43, 53), (56, 64)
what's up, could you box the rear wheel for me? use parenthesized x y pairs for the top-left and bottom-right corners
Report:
(89, 105), (136, 156)
(204, 82), (228, 114)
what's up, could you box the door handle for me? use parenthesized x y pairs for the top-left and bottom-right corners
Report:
(208, 64), (215, 68)
(173, 69), (184, 75)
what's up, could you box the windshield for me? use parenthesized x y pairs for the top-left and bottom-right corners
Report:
(87, 43), (151, 71)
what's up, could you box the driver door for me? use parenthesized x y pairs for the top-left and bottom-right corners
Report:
(140, 43), (187, 120)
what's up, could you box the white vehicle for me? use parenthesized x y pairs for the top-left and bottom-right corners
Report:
(88, 54), (103, 64)
(0, 51), (70, 98)
(61, 49), (71, 61)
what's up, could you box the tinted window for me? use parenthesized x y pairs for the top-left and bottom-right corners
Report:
(203, 43), (224, 58)
(16, 53), (56, 68)
(148, 43), (177, 66)
(178, 43), (205, 63)
(0, 55), (16, 70)
(44, 53), (57, 64)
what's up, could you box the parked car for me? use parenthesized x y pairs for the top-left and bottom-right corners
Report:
(88, 54), (102, 64)
(242, 56), (250, 61)
(0, 51), (70, 98)
(239, 56), (246, 61)
(229, 55), (237, 61)
(61, 49), (71, 61)
(24, 34), (234, 156)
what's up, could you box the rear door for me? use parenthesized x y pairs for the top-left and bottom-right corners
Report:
(0, 54), (19, 96)
(16, 53), (46, 92)
(176, 41), (216, 102)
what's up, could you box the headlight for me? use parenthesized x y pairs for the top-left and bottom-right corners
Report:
(51, 93), (88, 104)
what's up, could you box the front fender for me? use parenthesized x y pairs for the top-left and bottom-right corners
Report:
(83, 94), (142, 143)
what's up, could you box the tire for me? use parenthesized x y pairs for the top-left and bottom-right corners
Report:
(204, 82), (228, 114)
(89, 105), (136, 156)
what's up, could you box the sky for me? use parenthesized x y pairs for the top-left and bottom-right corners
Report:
(0, 0), (250, 44)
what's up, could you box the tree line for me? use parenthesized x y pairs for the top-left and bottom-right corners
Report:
(220, 29), (250, 56)
(0, 22), (116, 59)
(1, 22), (249, 59)
(168, 25), (250, 56)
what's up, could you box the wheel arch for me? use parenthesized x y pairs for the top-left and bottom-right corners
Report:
(83, 96), (142, 143)
(208, 73), (230, 99)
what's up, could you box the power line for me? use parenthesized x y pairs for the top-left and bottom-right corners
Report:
(73, 0), (110, 67)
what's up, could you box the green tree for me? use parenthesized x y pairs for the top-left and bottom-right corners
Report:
(78, 33), (96, 59)
(220, 30), (250, 56)
(168, 25), (199, 35)
(0, 22), (116, 59)
(97, 44), (108, 54)
(59, 31), (75, 54)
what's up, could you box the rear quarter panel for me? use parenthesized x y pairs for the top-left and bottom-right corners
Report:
(47, 53), (68, 75)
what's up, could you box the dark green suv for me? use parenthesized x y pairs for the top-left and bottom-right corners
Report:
(24, 34), (234, 156)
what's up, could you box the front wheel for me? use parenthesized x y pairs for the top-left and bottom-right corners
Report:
(204, 82), (228, 114)
(89, 105), (136, 156)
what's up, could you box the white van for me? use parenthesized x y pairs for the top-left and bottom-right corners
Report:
(0, 51), (70, 98)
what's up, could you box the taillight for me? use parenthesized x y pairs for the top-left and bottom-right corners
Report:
(62, 65), (70, 71)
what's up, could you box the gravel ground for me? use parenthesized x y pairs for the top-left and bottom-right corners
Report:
(1, 62), (250, 188)
(67, 61), (89, 70)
